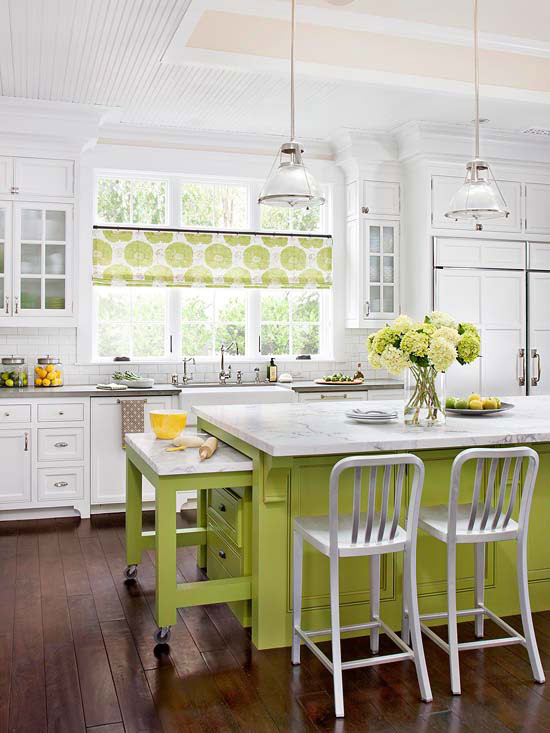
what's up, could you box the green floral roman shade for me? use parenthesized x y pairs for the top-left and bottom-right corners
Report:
(93, 228), (332, 289)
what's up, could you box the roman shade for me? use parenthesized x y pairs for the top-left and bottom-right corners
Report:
(92, 228), (333, 289)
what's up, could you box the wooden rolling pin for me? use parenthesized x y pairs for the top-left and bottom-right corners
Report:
(199, 437), (218, 460)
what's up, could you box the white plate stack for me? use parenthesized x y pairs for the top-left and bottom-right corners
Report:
(346, 407), (398, 424)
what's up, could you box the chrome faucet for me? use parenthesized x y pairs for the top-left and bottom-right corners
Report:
(181, 357), (195, 385)
(219, 342), (238, 383)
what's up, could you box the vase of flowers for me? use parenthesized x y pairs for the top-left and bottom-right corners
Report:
(367, 311), (481, 427)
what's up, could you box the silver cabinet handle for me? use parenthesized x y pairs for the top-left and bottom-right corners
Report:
(363, 301), (370, 318)
(54, 441), (68, 448)
(24, 433), (28, 451)
(518, 348), (526, 387)
(362, 206), (370, 214)
(4, 296), (8, 314)
(54, 481), (68, 488)
(14, 296), (19, 314)
(320, 393), (347, 400)
(58, 411), (64, 415)
(531, 349), (542, 386)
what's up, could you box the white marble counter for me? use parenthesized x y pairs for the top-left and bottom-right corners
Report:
(124, 432), (253, 475)
(195, 396), (550, 457)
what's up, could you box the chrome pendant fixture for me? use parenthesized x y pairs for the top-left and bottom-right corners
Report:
(258, 0), (325, 208)
(445, 0), (508, 228)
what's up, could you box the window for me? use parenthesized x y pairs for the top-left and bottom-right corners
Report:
(96, 176), (167, 226)
(181, 183), (248, 229)
(181, 290), (246, 357)
(94, 287), (168, 359)
(260, 291), (322, 356)
(260, 203), (322, 233)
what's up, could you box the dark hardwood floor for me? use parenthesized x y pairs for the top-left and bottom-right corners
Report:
(1, 510), (549, 732)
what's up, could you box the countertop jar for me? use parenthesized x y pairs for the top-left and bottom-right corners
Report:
(34, 355), (64, 388)
(1, 356), (28, 388)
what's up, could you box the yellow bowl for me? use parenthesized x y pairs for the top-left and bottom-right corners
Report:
(149, 410), (187, 440)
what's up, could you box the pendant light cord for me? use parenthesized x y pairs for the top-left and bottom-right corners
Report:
(290, 0), (295, 141)
(474, 0), (480, 159)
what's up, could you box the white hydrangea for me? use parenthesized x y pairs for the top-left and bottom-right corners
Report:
(393, 314), (414, 333)
(380, 345), (410, 375)
(429, 311), (457, 330)
(368, 349), (383, 369)
(428, 336), (457, 372)
(433, 326), (460, 346)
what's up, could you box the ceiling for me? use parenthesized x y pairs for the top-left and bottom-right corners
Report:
(0, 0), (549, 143)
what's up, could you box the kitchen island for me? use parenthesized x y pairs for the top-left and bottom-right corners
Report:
(195, 396), (550, 650)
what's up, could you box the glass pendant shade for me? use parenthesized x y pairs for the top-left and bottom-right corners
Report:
(259, 141), (325, 208)
(445, 159), (510, 221)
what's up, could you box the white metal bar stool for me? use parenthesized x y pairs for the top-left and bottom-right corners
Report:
(415, 446), (545, 695)
(292, 454), (432, 718)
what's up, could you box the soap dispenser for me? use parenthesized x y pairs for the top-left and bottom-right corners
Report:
(267, 357), (278, 382)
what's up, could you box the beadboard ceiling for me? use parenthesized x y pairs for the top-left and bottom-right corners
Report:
(0, 0), (549, 142)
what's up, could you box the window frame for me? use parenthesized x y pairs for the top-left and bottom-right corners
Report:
(94, 171), (170, 228)
(179, 179), (251, 231)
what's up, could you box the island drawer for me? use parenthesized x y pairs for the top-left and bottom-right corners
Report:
(38, 402), (85, 422)
(207, 487), (242, 546)
(298, 391), (365, 402)
(0, 404), (31, 424)
(206, 522), (242, 578)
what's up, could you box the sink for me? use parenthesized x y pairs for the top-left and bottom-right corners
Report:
(176, 381), (289, 388)
(178, 384), (296, 425)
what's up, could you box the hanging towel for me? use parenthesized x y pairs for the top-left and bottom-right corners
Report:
(120, 399), (147, 448)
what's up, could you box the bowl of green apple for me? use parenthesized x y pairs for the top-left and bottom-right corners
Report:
(445, 394), (514, 416)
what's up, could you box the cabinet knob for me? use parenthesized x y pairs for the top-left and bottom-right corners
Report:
(4, 412), (9, 416)
(58, 411), (64, 415)
(218, 550), (226, 559)
(218, 503), (226, 512)
(54, 481), (68, 488)
(362, 206), (370, 214)
(54, 441), (68, 448)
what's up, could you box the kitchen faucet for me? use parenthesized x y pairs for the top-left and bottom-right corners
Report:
(181, 357), (195, 384)
(219, 342), (238, 384)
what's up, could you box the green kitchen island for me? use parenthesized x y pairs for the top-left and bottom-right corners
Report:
(194, 396), (550, 650)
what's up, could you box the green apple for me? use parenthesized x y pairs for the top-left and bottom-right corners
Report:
(455, 398), (468, 409)
(445, 397), (456, 409)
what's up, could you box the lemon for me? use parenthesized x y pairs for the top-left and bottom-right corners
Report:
(42, 378), (51, 387)
(469, 399), (483, 410)
(467, 393), (482, 405)
(483, 398), (498, 409)
(35, 378), (42, 386)
(46, 364), (54, 373)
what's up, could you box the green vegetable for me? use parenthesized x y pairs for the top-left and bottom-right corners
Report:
(113, 370), (141, 381)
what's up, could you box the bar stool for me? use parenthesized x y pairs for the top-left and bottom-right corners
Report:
(415, 446), (545, 695)
(291, 454), (432, 718)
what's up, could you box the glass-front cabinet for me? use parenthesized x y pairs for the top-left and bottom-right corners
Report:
(362, 219), (399, 322)
(0, 202), (73, 321)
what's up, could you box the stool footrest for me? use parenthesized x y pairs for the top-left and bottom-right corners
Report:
(304, 620), (380, 638)
(175, 576), (251, 608)
(141, 527), (207, 550)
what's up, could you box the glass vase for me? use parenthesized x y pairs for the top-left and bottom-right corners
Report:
(403, 366), (446, 427)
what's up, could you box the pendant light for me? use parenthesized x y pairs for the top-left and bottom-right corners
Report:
(258, 0), (325, 208)
(445, 0), (509, 227)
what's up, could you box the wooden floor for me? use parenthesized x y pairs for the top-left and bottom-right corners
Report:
(1, 511), (549, 733)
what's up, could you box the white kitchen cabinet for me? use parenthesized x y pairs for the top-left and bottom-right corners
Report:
(362, 181), (400, 217)
(528, 272), (550, 394)
(435, 268), (526, 397)
(431, 175), (522, 233)
(525, 184), (550, 235)
(297, 391), (365, 402)
(91, 395), (176, 505)
(37, 466), (84, 502)
(368, 389), (402, 401)
(528, 242), (550, 270)
(434, 237), (525, 269)
(0, 201), (74, 322)
(0, 157), (74, 199)
(0, 429), (31, 503)
(0, 157), (12, 196)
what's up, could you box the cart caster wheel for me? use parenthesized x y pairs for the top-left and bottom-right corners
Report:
(154, 626), (171, 644)
(123, 564), (138, 580)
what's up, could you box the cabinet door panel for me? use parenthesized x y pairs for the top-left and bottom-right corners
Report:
(525, 183), (550, 234)
(0, 429), (30, 503)
(0, 157), (13, 195)
(528, 272), (550, 395)
(0, 202), (12, 315)
(362, 181), (400, 217)
(362, 220), (399, 321)
(91, 396), (173, 504)
(14, 158), (74, 198)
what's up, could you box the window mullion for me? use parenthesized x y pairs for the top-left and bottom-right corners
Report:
(248, 290), (260, 359)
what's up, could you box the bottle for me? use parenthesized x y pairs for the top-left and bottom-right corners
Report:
(267, 357), (278, 382)
(353, 362), (365, 381)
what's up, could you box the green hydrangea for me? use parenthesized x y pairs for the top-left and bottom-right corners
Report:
(380, 345), (411, 375)
(401, 329), (430, 357)
(429, 310), (457, 329)
(458, 322), (479, 337)
(372, 326), (400, 355)
(368, 349), (383, 369)
(457, 332), (481, 364)
(428, 336), (457, 372)
(393, 314), (414, 333)
(433, 326), (460, 346)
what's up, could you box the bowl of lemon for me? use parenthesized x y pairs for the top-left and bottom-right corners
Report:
(445, 394), (513, 416)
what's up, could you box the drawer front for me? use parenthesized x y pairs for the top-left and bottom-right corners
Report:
(38, 402), (84, 422)
(207, 523), (242, 577)
(38, 466), (84, 501)
(38, 427), (84, 461)
(208, 487), (241, 540)
(368, 389), (403, 401)
(0, 404), (31, 423)
(299, 391), (365, 401)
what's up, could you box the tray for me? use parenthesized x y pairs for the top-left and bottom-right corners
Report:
(446, 402), (514, 416)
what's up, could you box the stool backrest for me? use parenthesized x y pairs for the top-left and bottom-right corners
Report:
(328, 454), (425, 551)
(448, 447), (539, 536)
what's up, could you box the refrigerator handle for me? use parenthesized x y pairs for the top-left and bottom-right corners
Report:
(518, 348), (526, 387)
(531, 349), (541, 387)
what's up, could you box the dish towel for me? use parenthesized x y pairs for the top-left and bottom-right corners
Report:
(120, 399), (147, 448)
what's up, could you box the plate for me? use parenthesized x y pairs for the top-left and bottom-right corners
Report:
(346, 414), (398, 424)
(114, 378), (155, 389)
(315, 378), (364, 385)
(446, 402), (514, 416)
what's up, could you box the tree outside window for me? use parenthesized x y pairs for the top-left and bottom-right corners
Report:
(181, 183), (247, 229)
(260, 290), (321, 356)
(181, 290), (246, 357)
(96, 177), (167, 226)
(260, 204), (322, 233)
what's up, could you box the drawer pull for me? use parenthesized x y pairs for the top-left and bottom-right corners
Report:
(4, 412), (9, 416)
(25, 432), (28, 451)
(54, 481), (68, 488)
(54, 441), (69, 448)
(218, 503), (226, 512)
(218, 550), (226, 559)
(58, 411), (64, 415)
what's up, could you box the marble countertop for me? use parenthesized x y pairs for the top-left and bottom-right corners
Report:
(0, 384), (181, 398)
(195, 396), (550, 457)
(287, 379), (403, 393)
(124, 431), (253, 476)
